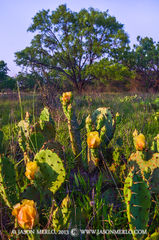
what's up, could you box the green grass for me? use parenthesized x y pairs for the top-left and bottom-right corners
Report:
(1, 91), (159, 159)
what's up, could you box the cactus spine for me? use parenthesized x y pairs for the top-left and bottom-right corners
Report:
(124, 168), (151, 240)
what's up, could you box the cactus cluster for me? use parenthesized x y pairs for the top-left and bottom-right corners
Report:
(85, 107), (116, 172)
(18, 107), (56, 154)
(3, 91), (159, 239)
(60, 92), (82, 166)
(0, 107), (66, 219)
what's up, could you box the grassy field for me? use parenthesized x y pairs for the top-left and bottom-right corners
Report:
(1, 91), (159, 240)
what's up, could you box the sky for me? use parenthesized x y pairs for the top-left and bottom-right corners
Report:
(0, 0), (159, 77)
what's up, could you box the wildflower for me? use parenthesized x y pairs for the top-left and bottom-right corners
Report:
(87, 131), (101, 149)
(25, 161), (39, 180)
(12, 199), (39, 229)
(62, 92), (72, 104)
(133, 131), (146, 151)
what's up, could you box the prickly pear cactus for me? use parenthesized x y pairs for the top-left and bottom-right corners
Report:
(18, 108), (56, 154)
(42, 140), (64, 159)
(124, 168), (151, 240)
(37, 107), (56, 141)
(34, 149), (66, 194)
(128, 131), (159, 193)
(86, 107), (115, 172)
(151, 134), (159, 152)
(0, 156), (18, 208)
(145, 232), (159, 240)
(86, 107), (115, 146)
(18, 117), (30, 152)
(29, 132), (45, 152)
(52, 195), (71, 232)
(60, 92), (82, 163)
(87, 131), (101, 172)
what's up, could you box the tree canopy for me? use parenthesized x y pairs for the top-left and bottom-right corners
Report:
(0, 60), (9, 81)
(15, 4), (129, 91)
(0, 61), (16, 90)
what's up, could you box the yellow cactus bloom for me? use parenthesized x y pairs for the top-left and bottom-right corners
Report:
(116, 112), (120, 117)
(134, 133), (146, 151)
(87, 131), (101, 149)
(12, 199), (39, 229)
(62, 92), (72, 104)
(25, 161), (39, 180)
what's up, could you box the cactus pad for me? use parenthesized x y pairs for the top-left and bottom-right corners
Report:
(124, 168), (151, 240)
(39, 107), (56, 140)
(145, 232), (159, 240)
(128, 151), (159, 193)
(52, 195), (71, 232)
(34, 150), (66, 194)
(0, 156), (18, 208)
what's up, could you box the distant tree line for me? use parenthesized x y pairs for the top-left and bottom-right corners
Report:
(1, 5), (159, 92)
(0, 61), (16, 90)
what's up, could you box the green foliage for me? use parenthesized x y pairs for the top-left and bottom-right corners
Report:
(0, 60), (8, 80)
(88, 58), (134, 89)
(16, 72), (43, 90)
(15, 5), (129, 91)
(0, 61), (16, 90)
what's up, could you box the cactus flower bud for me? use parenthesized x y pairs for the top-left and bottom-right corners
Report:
(25, 161), (39, 180)
(12, 199), (39, 229)
(133, 129), (138, 137)
(134, 133), (146, 151)
(25, 112), (30, 121)
(62, 92), (72, 104)
(87, 131), (101, 149)
(115, 112), (121, 124)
